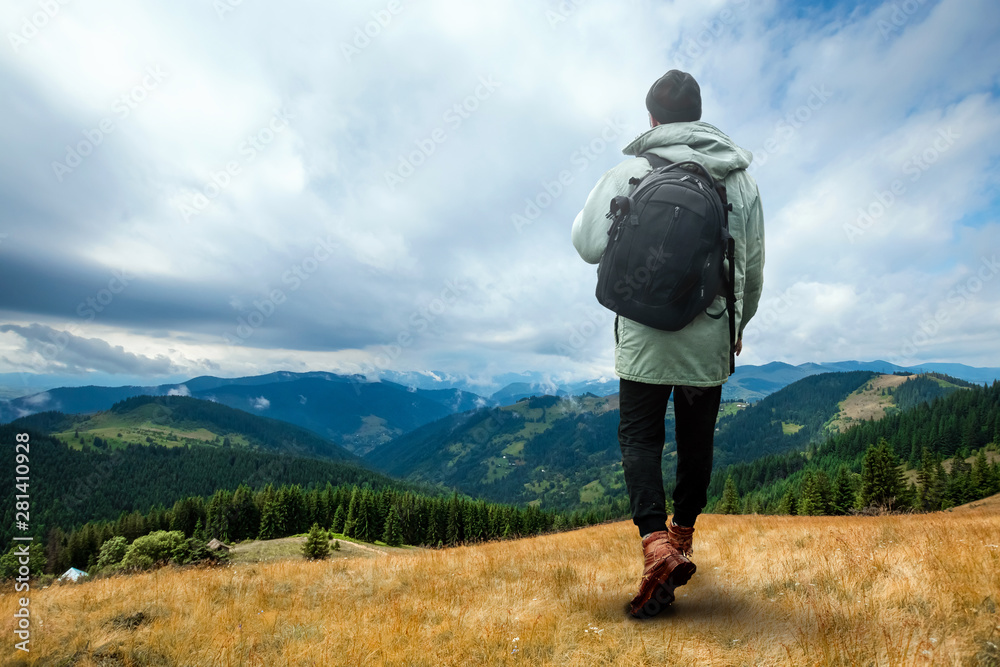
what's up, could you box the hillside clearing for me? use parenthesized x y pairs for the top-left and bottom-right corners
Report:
(825, 373), (911, 433)
(227, 534), (414, 564)
(8, 509), (998, 666)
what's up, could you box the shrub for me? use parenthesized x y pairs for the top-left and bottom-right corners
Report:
(302, 523), (330, 560)
(96, 536), (129, 571)
(120, 531), (186, 571)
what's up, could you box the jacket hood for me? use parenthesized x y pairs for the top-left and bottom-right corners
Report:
(622, 121), (752, 181)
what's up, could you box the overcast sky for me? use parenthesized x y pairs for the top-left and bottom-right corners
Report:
(0, 0), (998, 389)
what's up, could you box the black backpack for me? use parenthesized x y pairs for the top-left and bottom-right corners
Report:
(595, 153), (738, 374)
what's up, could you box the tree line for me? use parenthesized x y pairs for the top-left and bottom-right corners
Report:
(35, 482), (615, 576)
(709, 380), (1000, 515)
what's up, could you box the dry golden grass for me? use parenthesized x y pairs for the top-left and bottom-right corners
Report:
(5, 508), (1000, 666)
(826, 374), (911, 433)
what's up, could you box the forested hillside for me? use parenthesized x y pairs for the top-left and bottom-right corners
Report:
(0, 425), (405, 548)
(887, 372), (975, 411)
(710, 370), (877, 467)
(367, 372), (890, 513)
(706, 380), (1000, 514)
(38, 481), (609, 576)
(366, 394), (628, 514)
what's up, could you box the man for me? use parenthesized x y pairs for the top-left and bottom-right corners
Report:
(571, 70), (764, 618)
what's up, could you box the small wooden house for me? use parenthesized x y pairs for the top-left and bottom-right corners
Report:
(206, 538), (230, 552)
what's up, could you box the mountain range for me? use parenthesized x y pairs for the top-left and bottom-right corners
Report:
(4, 359), (996, 426)
(363, 370), (978, 510)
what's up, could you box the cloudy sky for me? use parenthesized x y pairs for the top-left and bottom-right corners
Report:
(0, 0), (998, 390)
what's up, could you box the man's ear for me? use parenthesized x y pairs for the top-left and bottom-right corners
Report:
(649, 113), (661, 128)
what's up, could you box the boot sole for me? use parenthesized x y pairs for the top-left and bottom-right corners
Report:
(629, 560), (696, 619)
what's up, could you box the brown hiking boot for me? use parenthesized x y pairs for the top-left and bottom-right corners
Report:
(627, 531), (696, 619)
(667, 520), (695, 557)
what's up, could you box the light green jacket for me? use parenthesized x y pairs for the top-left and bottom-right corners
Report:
(571, 121), (765, 387)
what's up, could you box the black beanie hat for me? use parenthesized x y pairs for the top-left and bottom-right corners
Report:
(646, 70), (702, 124)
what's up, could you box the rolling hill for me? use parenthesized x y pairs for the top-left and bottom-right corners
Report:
(0, 372), (485, 455)
(10, 394), (359, 462)
(366, 371), (980, 512)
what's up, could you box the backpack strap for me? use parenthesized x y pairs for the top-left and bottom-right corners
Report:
(726, 236), (737, 375)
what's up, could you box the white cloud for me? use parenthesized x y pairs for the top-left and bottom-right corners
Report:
(250, 396), (270, 410)
(0, 0), (997, 383)
(23, 391), (51, 407)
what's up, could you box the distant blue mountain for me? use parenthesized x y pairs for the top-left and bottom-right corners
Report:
(3, 361), (996, 445)
(0, 371), (486, 454)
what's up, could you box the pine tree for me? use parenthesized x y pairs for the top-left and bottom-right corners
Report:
(832, 465), (855, 515)
(814, 470), (833, 515)
(343, 488), (360, 538)
(258, 493), (282, 540)
(193, 518), (206, 542)
(446, 494), (463, 545)
(285, 485), (309, 535)
(383, 506), (404, 547)
(971, 449), (991, 497)
(777, 487), (797, 515)
(302, 523), (330, 560)
(717, 475), (740, 514)
(228, 484), (259, 542)
(947, 451), (973, 507)
(331, 505), (346, 534)
(797, 471), (824, 516)
(356, 489), (375, 543)
(860, 438), (905, 511)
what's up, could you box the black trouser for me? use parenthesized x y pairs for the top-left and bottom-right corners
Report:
(618, 378), (722, 536)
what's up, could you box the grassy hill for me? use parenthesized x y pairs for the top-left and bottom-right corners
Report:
(11, 394), (358, 462)
(11, 510), (999, 666)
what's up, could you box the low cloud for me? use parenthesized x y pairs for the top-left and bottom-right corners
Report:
(250, 396), (270, 410)
(0, 324), (180, 376)
(23, 391), (51, 407)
